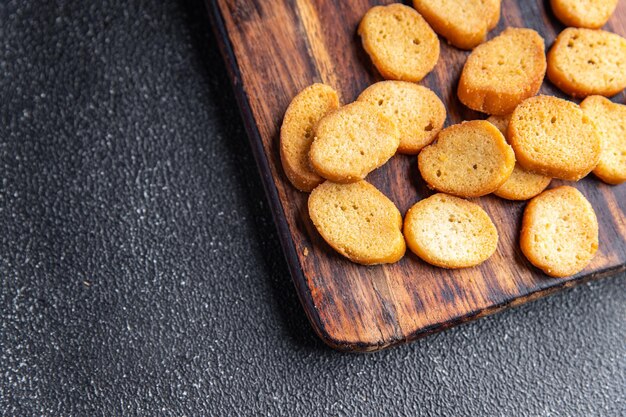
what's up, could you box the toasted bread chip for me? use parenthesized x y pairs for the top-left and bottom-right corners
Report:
(581, 95), (626, 184)
(508, 95), (601, 181)
(309, 181), (406, 265)
(412, 0), (501, 50)
(458, 28), (546, 115)
(309, 102), (399, 183)
(520, 186), (598, 277)
(358, 81), (445, 154)
(404, 193), (498, 268)
(358, 4), (440, 82)
(280, 83), (340, 192)
(418, 120), (515, 198)
(547, 28), (626, 98)
(550, 0), (618, 29)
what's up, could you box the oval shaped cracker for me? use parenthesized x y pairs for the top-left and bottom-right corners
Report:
(412, 0), (501, 50)
(404, 193), (498, 268)
(494, 166), (553, 201)
(308, 181), (406, 265)
(418, 120), (515, 198)
(547, 28), (626, 98)
(309, 101), (399, 183)
(581, 95), (626, 184)
(508, 95), (601, 181)
(550, 0), (618, 29)
(520, 186), (598, 277)
(458, 28), (546, 115)
(357, 81), (446, 154)
(280, 83), (340, 192)
(358, 4), (440, 82)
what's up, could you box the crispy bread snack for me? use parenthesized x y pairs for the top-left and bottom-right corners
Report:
(280, 83), (339, 192)
(412, 0), (501, 50)
(309, 102), (399, 183)
(508, 95), (601, 181)
(520, 186), (599, 277)
(547, 28), (626, 97)
(358, 4), (440, 82)
(550, 0), (618, 29)
(458, 28), (546, 115)
(309, 181), (406, 265)
(404, 193), (498, 268)
(580, 95), (626, 184)
(357, 81), (445, 154)
(418, 120), (515, 197)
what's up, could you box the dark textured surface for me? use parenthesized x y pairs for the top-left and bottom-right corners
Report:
(0, 0), (624, 415)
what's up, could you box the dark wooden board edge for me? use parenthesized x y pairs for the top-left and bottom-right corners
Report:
(205, 0), (625, 352)
(205, 0), (335, 349)
(397, 265), (626, 347)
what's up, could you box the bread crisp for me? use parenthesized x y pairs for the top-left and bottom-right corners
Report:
(547, 28), (626, 98)
(580, 95), (626, 184)
(358, 4), (440, 82)
(403, 193), (498, 268)
(494, 168), (552, 201)
(308, 181), (405, 265)
(309, 101), (399, 183)
(487, 114), (552, 200)
(508, 95), (601, 181)
(412, 0), (501, 50)
(458, 28), (546, 115)
(280, 84), (339, 192)
(357, 81), (446, 154)
(520, 186), (599, 277)
(550, 0), (618, 29)
(418, 120), (515, 198)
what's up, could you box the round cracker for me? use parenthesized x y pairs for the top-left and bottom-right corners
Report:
(358, 4), (440, 82)
(412, 0), (501, 50)
(280, 83), (339, 192)
(580, 95), (626, 185)
(547, 28), (626, 98)
(404, 193), (498, 268)
(309, 101), (399, 183)
(520, 186), (598, 277)
(418, 120), (515, 198)
(458, 28), (546, 115)
(508, 95), (601, 181)
(550, 0), (618, 29)
(308, 180), (405, 265)
(357, 81), (446, 154)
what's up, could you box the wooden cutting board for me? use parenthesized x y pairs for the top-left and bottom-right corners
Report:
(208, 0), (626, 351)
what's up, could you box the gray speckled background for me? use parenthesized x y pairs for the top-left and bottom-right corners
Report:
(0, 0), (625, 415)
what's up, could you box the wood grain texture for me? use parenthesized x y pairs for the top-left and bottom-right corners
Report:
(208, 0), (626, 351)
